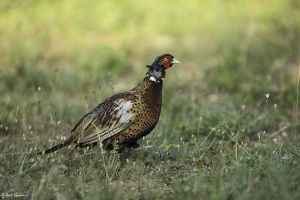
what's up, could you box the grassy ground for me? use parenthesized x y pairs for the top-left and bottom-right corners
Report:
(0, 0), (300, 199)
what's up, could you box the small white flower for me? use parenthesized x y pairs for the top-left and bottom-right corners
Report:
(265, 93), (270, 102)
(265, 93), (270, 98)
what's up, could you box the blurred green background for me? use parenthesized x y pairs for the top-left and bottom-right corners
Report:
(1, 0), (299, 131)
(1, 0), (299, 89)
(0, 0), (300, 199)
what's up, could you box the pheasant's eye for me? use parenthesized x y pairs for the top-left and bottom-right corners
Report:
(163, 58), (168, 62)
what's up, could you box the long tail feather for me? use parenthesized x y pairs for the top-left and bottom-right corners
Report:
(37, 136), (74, 155)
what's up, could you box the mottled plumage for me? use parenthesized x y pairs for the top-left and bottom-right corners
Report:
(39, 54), (180, 154)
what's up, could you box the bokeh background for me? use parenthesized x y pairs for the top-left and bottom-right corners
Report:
(1, 0), (300, 199)
(1, 0), (299, 124)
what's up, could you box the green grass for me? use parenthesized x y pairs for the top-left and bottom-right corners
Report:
(1, 0), (300, 199)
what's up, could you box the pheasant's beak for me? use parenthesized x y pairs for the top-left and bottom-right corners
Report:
(171, 58), (181, 64)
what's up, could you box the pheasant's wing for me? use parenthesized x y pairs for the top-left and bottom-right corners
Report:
(38, 93), (135, 154)
(71, 94), (135, 146)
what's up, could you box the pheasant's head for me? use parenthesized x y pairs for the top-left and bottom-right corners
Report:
(146, 54), (180, 82)
(153, 54), (181, 69)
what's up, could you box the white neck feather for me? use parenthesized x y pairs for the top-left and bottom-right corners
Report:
(149, 76), (158, 82)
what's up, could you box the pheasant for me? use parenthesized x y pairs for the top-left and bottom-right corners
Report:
(39, 54), (180, 154)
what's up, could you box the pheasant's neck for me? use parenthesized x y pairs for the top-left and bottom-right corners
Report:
(131, 70), (163, 94)
(131, 64), (165, 94)
(146, 67), (166, 83)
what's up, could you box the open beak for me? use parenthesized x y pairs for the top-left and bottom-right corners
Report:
(171, 58), (181, 64)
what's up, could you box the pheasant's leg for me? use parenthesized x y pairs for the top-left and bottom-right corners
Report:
(126, 141), (140, 149)
(102, 138), (114, 150)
